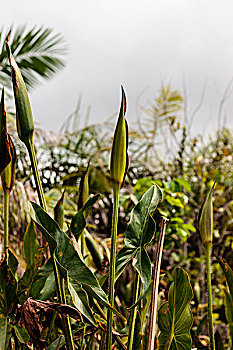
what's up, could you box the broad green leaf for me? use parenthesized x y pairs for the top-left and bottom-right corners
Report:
(17, 247), (45, 304)
(12, 325), (30, 346)
(31, 202), (124, 321)
(224, 290), (233, 349)
(0, 256), (17, 350)
(158, 267), (193, 350)
(132, 311), (142, 350)
(23, 220), (40, 268)
(216, 256), (233, 300)
(68, 280), (96, 325)
(8, 249), (18, 277)
(70, 194), (101, 237)
(175, 178), (191, 192)
(30, 258), (54, 300)
(115, 185), (162, 298)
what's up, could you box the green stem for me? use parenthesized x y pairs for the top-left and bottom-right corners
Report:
(147, 217), (167, 350)
(26, 137), (47, 211)
(3, 191), (9, 263)
(106, 185), (120, 350)
(206, 243), (215, 350)
(127, 273), (140, 350)
(81, 323), (87, 349)
(61, 279), (75, 350)
(25, 136), (74, 350)
(47, 310), (57, 342)
(81, 230), (85, 257)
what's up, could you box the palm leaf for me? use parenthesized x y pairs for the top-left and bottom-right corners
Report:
(0, 25), (67, 91)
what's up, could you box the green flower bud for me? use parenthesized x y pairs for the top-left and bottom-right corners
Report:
(0, 89), (12, 175)
(6, 33), (34, 145)
(54, 191), (65, 230)
(198, 184), (215, 246)
(110, 86), (128, 190)
(0, 89), (16, 194)
(77, 165), (90, 212)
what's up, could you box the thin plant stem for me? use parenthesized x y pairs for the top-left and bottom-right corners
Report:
(206, 243), (215, 350)
(147, 217), (167, 350)
(106, 184), (120, 350)
(81, 231), (85, 257)
(25, 136), (74, 350)
(127, 272), (140, 350)
(80, 324), (87, 350)
(26, 138), (47, 211)
(47, 310), (57, 342)
(61, 279), (75, 350)
(4, 191), (9, 263)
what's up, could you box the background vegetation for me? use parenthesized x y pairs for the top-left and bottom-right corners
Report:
(0, 26), (233, 349)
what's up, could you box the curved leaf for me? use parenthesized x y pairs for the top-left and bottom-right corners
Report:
(216, 256), (233, 300)
(115, 184), (162, 297)
(30, 202), (124, 321)
(158, 267), (193, 350)
(23, 220), (39, 268)
(70, 194), (101, 237)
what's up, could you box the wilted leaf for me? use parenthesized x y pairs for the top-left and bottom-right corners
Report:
(16, 298), (83, 350)
(158, 267), (193, 350)
(115, 185), (162, 300)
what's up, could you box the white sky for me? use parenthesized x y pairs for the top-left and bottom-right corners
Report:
(2, 0), (233, 135)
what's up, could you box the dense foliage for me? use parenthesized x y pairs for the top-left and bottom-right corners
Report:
(0, 27), (233, 350)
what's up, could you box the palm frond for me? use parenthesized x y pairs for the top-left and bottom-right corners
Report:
(0, 25), (67, 91)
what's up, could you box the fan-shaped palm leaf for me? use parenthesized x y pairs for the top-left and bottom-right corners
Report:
(0, 25), (67, 92)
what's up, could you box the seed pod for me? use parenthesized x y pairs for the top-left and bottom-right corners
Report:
(54, 191), (65, 230)
(0, 89), (12, 174)
(6, 33), (34, 145)
(198, 184), (215, 246)
(110, 86), (128, 190)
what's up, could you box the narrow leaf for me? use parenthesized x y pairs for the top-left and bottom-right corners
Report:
(224, 289), (233, 349)
(23, 221), (40, 268)
(216, 256), (233, 300)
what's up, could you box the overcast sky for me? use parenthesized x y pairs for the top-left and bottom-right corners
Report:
(2, 0), (233, 135)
